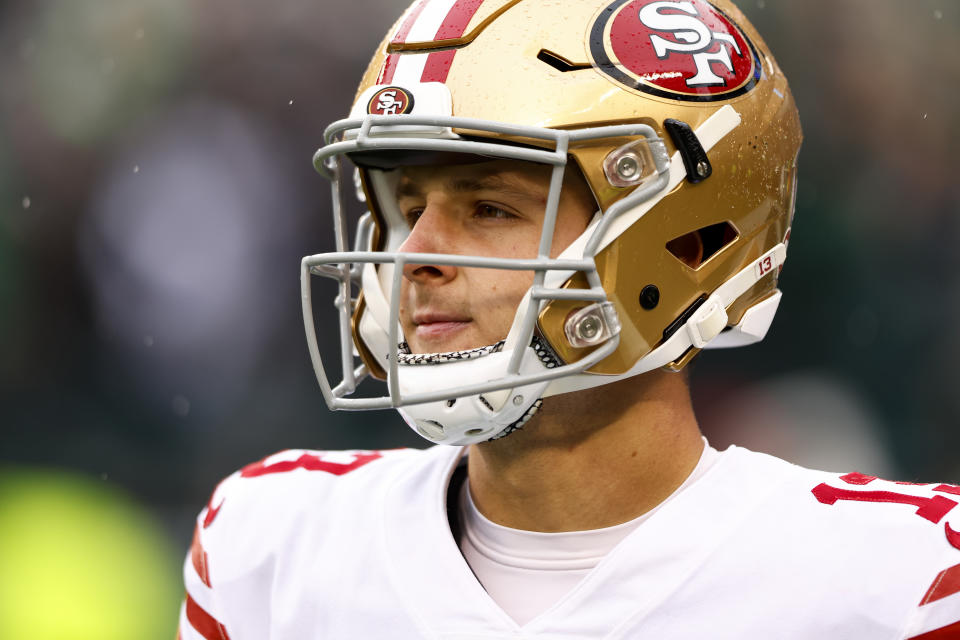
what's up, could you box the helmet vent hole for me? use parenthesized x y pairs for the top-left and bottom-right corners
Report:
(666, 222), (738, 269)
(536, 49), (592, 73)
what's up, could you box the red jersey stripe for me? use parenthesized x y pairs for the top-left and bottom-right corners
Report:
(202, 475), (232, 529)
(190, 528), (212, 588)
(185, 594), (231, 640)
(908, 619), (960, 639)
(921, 563), (960, 606)
(421, 0), (486, 83)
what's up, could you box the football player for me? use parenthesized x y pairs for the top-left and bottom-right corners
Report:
(179, 1), (960, 638)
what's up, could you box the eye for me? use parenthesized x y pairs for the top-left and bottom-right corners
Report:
(474, 204), (517, 220)
(404, 208), (424, 227)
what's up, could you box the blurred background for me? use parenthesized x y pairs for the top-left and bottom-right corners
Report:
(0, 0), (957, 637)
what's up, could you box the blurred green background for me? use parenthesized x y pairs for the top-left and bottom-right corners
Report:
(0, 1), (958, 637)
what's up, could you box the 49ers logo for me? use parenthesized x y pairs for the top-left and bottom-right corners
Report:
(589, 0), (761, 101)
(367, 86), (415, 115)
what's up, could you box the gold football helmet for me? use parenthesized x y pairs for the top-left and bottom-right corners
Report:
(303, 0), (802, 445)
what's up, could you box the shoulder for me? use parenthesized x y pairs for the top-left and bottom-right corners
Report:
(206, 448), (417, 516)
(719, 446), (960, 561)
(197, 446), (441, 540)
(189, 446), (449, 582)
(180, 446), (458, 637)
(717, 447), (960, 638)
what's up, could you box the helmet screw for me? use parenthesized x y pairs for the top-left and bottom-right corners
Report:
(639, 285), (660, 310)
(695, 161), (710, 178)
(616, 155), (640, 180)
(512, 395), (524, 406)
(576, 314), (603, 341)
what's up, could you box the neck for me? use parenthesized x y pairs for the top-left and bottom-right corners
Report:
(466, 369), (704, 532)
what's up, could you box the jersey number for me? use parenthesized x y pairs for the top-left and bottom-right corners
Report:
(203, 451), (384, 528)
(240, 451), (383, 478)
(813, 473), (960, 550)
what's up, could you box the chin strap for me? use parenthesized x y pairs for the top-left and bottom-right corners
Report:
(482, 336), (561, 441)
(397, 340), (505, 364)
(396, 335), (562, 368)
(488, 398), (543, 441)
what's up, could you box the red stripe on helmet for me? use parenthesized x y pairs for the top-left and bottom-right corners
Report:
(421, 50), (457, 83)
(391, 0), (430, 44)
(434, 0), (486, 40)
(378, 0), (430, 84)
(421, 0), (486, 83)
(378, 54), (400, 85)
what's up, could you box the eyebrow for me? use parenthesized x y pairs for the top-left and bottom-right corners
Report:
(395, 173), (547, 205)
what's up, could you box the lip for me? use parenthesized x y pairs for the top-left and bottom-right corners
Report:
(412, 312), (472, 342)
(413, 311), (471, 325)
(414, 321), (471, 340)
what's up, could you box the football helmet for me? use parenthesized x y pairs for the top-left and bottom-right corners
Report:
(303, 0), (802, 445)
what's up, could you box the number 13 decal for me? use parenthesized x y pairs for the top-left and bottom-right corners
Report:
(756, 255), (775, 278)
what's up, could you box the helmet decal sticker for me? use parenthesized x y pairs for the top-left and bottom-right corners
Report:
(421, 0), (486, 82)
(377, 0), (431, 84)
(377, 0), (488, 85)
(589, 0), (761, 101)
(367, 86), (416, 115)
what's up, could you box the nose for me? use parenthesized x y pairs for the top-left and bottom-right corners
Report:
(398, 206), (458, 286)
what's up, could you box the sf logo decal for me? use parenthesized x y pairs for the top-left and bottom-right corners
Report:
(367, 86), (415, 116)
(641, 1), (743, 87)
(590, 0), (761, 101)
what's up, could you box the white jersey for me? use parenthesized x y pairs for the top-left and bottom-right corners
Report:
(179, 445), (960, 639)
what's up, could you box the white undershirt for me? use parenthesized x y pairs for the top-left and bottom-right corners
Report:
(458, 440), (720, 626)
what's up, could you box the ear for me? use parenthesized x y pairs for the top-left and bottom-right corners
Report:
(665, 230), (705, 268)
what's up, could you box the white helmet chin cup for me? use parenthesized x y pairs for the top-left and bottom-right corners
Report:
(395, 343), (557, 446)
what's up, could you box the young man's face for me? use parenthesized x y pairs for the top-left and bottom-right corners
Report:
(394, 159), (596, 354)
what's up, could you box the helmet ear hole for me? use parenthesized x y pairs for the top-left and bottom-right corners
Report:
(666, 221), (738, 269)
(666, 231), (704, 269)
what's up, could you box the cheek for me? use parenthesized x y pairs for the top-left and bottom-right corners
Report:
(470, 269), (534, 328)
(397, 281), (415, 324)
(550, 207), (592, 257)
(477, 227), (540, 261)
